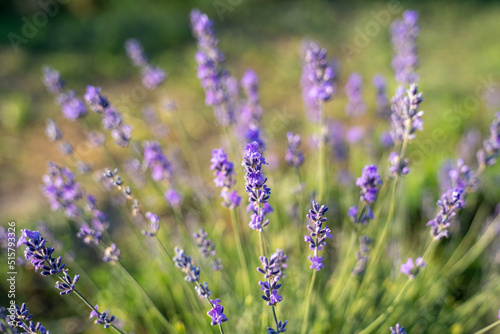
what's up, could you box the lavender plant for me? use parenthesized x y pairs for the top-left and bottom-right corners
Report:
(10, 6), (500, 334)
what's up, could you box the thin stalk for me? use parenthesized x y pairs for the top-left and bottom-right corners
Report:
(317, 102), (327, 203)
(474, 320), (500, 334)
(301, 269), (317, 334)
(272, 306), (280, 332)
(115, 261), (175, 333)
(230, 208), (251, 296)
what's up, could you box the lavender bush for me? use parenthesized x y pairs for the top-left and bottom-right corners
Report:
(3, 6), (500, 334)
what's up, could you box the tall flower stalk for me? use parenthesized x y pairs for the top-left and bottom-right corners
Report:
(300, 41), (334, 202)
(17, 230), (126, 334)
(301, 201), (332, 334)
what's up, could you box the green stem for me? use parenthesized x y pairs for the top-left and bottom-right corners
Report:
(272, 306), (280, 331)
(301, 269), (317, 334)
(230, 208), (251, 296)
(317, 102), (327, 203)
(474, 320), (500, 334)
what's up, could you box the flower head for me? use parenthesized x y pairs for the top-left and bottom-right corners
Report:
(400, 257), (426, 279)
(207, 299), (228, 325)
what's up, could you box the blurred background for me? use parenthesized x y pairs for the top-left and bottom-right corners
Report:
(1, 0), (500, 333)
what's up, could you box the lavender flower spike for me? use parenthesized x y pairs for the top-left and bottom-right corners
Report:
(190, 9), (236, 126)
(142, 141), (172, 182)
(300, 41), (335, 121)
(125, 38), (166, 90)
(345, 73), (366, 116)
(42, 162), (83, 218)
(11, 303), (50, 334)
(210, 148), (241, 209)
(285, 132), (304, 168)
(427, 187), (466, 240)
(356, 165), (383, 204)
(391, 83), (424, 143)
(477, 112), (500, 166)
(400, 257), (426, 279)
(242, 141), (273, 231)
(391, 9), (419, 86)
(304, 201), (332, 271)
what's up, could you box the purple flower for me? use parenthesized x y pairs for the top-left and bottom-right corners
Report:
(400, 257), (426, 279)
(164, 188), (183, 208)
(42, 162), (83, 218)
(83, 86), (132, 147)
(285, 132), (304, 168)
(304, 201), (332, 271)
(102, 243), (121, 263)
(191, 9), (236, 126)
(125, 38), (149, 67)
(141, 65), (166, 90)
(143, 141), (172, 181)
(11, 303), (51, 334)
(268, 321), (288, 334)
(308, 255), (324, 271)
(391, 84), (424, 143)
(389, 151), (410, 176)
(345, 73), (366, 116)
(45, 119), (63, 142)
(356, 165), (383, 204)
(61, 94), (87, 120)
(345, 126), (365, 144)
(257, 256), (284, 307)
(300, 41), (335, 121)
(193, 228), (216, 258)
(391, 9), (419, 85)
(89, 305), (116, 329)
(210, 148), (241, 209)
(239, 69), (265, 148)
(42, 66), (64, 93)
(207, 299), (228, 325)
(390, 323), (407, 334)
(477, 112), (500, 166)
(142, 212), (160, 237)
(427, 187), (466, 240)
(242, 142), (272, 231)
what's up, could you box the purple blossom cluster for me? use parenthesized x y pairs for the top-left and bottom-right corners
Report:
(391, 10), (419, 86)
(356, 165), (382, 204)
(348, 165), (382, 224)
(256, 251), (288, 333)
(390, 323), (407, 334)
(210, 148), (241, 209)
(173, 247), (227, 325)
(477, 112), (500, 166)
(285, 132), (304, 168)
(304, 201), (332, 271)
(9, 303), (50, 334)
(42, 162), (83, 218)
(389, 151), (409, 176)
(125, 38), (166, 90)
(42, 66), (87, 120)
(391, 84), (424, 143)
(240, 69), (266, 150)
(300, 41), (335, 121)
(89, 306), (116, 329)
(142, 141), (172, 182)
(426, 188), (466, 240)
(190, 9), (237, 126)
(83, 86), (132, 147)
(400, 257), (426, 279)
(345, 73), (366, 116)
(193, 228), (222, 271)
(242, 142), (273, 231)
(164, 188), (183, 208)
(17, 230), (80, 296)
